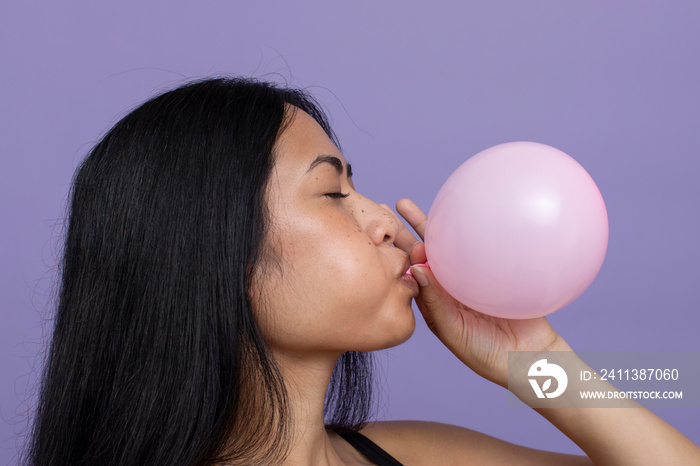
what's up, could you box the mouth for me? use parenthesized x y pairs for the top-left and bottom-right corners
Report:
(397, 255), (419, 294)
(399, 267), (420, 294)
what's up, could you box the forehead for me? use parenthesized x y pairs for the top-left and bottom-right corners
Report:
(269, 108), (346, 187)
(266, 108), (346, 197)
(274, 107), (342, 165)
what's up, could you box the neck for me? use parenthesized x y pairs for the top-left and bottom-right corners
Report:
(273, 349), (349, 465)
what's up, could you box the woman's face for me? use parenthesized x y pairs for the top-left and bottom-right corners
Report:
(253, 107), (418, 357)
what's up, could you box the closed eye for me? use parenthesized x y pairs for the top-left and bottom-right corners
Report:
(325, 192), (350, 199)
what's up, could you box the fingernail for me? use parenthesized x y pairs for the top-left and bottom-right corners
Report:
(409, 266), (429, 287)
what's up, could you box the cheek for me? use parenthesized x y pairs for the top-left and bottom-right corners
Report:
(257, 218), (391, 345)
(281, 211), (373, 277)
(302, 223), (382, 294)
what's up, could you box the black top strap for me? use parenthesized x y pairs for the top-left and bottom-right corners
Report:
(336, 430), (404, 466)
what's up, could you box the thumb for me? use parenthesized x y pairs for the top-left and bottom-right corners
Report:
(409, 265), (461, 335)
(409, 265), (441, 307)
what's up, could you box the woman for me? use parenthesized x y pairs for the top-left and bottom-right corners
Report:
(27, 77), (699, 465)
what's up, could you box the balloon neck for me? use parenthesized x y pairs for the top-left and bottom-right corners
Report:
(407, 260), (430, 276)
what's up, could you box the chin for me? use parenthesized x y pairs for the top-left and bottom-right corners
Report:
(337, 298), (417, 352)
(374, 305), (417, 350)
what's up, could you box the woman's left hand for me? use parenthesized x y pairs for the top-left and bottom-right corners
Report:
(389, 198), (569, 388)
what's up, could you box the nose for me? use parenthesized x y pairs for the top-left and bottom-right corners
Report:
(365, 202), (401, 246)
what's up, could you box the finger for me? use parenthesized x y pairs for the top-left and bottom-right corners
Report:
(409, 265), (462, 338)
(395, 198), (427, 240)
(394, 221), (421, 256)
(379, 203), (422, 256)
(409, 241), (427, 265)
(413, 294), (439, 336)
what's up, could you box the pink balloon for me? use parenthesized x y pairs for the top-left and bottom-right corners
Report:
(424, 142), (609, 319)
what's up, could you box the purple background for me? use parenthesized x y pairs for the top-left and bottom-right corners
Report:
(2, 2), (699, 463)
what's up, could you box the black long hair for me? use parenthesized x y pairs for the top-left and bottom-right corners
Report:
(26, 77), (373, 465)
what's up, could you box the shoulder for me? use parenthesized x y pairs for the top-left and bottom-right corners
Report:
(358, 420), (592, 465)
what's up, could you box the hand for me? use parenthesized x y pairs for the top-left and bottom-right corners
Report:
(386, 204), (700, 465)
(387, 198), (569, 388)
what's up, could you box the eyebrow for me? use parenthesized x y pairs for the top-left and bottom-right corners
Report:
(306, 154), (353, 179)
